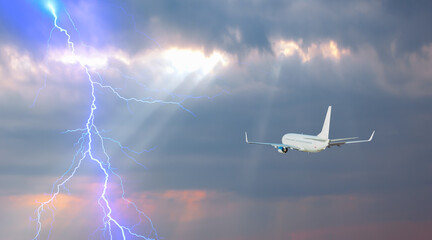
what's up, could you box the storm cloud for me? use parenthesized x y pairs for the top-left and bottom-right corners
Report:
(1, 0), (432, 239)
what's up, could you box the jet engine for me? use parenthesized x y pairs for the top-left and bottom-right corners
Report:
(277, 146), (288, 154)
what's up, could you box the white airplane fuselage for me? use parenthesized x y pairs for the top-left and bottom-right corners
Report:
(281, 133), (329, 153)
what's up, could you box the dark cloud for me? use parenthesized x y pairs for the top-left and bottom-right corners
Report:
(102, 0), (432, 59)
(1, 0), (432, 239)
(383, 0), (432, 52)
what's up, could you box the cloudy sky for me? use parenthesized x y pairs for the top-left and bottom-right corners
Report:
(1, 0), (432, 239)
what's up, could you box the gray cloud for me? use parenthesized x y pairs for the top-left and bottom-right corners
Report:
(1, 0), (432, 239)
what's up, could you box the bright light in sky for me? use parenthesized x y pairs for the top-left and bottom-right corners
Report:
(46, 2), (56, 15)
(163, 48), (228, 75)
(47, 48), (111, 70)
(45, 46), (230, 76)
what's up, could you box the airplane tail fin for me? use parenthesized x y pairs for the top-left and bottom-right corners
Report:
(317, 106), (331, 139)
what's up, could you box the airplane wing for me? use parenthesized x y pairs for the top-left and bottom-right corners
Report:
(245, 132), (300, 150)
(329, 131), (375, 147)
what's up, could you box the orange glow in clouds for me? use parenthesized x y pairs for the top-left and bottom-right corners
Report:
(273, 39), (350, 62)
(161, 190), (208, 222)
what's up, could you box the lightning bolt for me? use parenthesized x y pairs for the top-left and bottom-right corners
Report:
(30, 2), (218, 239)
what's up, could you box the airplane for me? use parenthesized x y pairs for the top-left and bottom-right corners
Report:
(245, 106), (374, 153)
